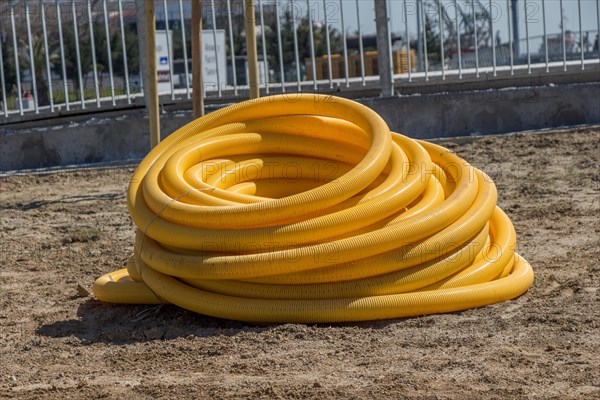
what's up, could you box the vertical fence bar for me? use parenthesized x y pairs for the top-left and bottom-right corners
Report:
(597, 0), (600, 60)
(275, 0), (285, 92)
(291, 0), (301, 91)
(210, 0), (222, 97)
(162, 0), (175, 99)
(489, 0), (496, 76)
(542, 1), (550, 72)
(340, 0), (349, 87)
(11, 3), (23, 115)
(386, 0), (394, 88)
(192, 0), (206, 113)
(471, 0), (479, 77)
(56, 1), (69, 110)
(137, 4), (146, 104)
(511, 0), (519, 56)
(41, 0), (55, 112)
(72, 1), (86, 109)
(403, 0), (412, 82)
(226, 0), (238, 96)
(307, 0), (317, 90)
(258, 0), (269, 93)
(416, 0), (422, 71)
(244, 0), (260, 98)
(524, 0), (531, 73)
(356, 0), (365, 85)
(323, 0), (333, 88)
(454, 0), (462, 78)
(178, 0), (191, 98)
(140, 63), (144, 94)
(179, 0), (191, 98)
(507, 0), (514, 75)
(0, 35), (7, 117)
(118, 0), (131, 103)
(87, 0), (101, 107)
(542, 0), (548, 72)
(420, 0), (428, 80)
(145, 0), (160, 147)
(103, 0), (116, 105)
(560, 0), (566, 71)
(438, 1), (445, 80)
(375, 0), (392, 96)
(137, 0), (149, 108)
(25, 2), (39, 113)
(578, 0), (584, 70)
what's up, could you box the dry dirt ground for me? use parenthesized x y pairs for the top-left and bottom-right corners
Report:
(0, 127), (598, 399)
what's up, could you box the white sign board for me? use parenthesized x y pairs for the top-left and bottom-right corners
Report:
(155, 29), (227, 93)
(155, 30), (173, 93)
(202, 30), (227, 91)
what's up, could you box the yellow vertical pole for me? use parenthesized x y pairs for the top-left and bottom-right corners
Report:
(244, 0), (259, 99)
(192, 0), (205, 118)
(145, 0), (160, 148)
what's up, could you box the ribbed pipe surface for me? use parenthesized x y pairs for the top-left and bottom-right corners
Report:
(93, 94), (533, 323)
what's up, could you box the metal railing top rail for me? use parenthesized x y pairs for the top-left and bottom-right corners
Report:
(1, 0), (599, 124)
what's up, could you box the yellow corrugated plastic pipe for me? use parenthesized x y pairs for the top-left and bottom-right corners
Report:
(92, 94), (534, 323)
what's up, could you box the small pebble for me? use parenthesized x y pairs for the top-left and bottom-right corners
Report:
(76, 284), (90, 298)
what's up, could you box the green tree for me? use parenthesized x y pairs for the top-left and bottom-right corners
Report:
(50, 19), (139, 94)
(1, 35), (18, 99)
(51, 25), (91, 92)
(20, 34), (52, 106)
(278, 12), (342, 77)
(258, 9), (344, 82)
(424, 14), (441, 66)
(167, 1), (344, 84)
(1, 29), (52, 106)
(93, 22), (139, 82)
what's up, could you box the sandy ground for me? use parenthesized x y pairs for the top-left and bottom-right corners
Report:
(0, 127), (599, 399)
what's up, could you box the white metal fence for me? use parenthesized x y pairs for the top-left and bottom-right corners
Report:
(1, 0), (599, 121)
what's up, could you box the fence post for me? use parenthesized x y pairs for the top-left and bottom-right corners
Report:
(511, 0), (519, 59)
(136, 0), (150, 110)
(416, 0), (423, 72)
(192, 0), (205, 117)
(245, 0), (260, 99)
(374, 0), (393, 96)
(145, 0), (160, 148)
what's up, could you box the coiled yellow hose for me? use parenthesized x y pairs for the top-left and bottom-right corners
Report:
(93, 94), (533, 323)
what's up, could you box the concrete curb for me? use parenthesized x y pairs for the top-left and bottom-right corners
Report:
(1, 82), (598, 171)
